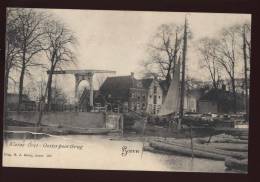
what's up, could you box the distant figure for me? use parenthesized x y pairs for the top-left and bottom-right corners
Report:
(167, 113), (174, 129)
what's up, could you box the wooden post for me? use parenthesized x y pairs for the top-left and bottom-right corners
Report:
(242, 24), (249, 122)
(89, 73), (94, 107)
(179, 17), (188, 129)
(121, 115), (124, 136)
(141, 117), (147, 159)
(207, 127), (215, 143)
(190, 125), (194, 158)
(177, 118), (182, 130)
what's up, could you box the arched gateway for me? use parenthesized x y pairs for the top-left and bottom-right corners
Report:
(47, 69), (116, 106)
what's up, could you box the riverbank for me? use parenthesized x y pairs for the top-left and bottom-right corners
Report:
(3, 126), (248, 173)
(4, 117), (248, 173)
(3, 132), (227, 172)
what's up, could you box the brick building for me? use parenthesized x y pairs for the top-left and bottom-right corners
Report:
(99, 73), (147, 113)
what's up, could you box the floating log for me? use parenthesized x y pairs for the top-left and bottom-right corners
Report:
(6, 126), (39, 132)
(152, 139), (247, 159)
(196, 137), (248, 144)
(42, 127), (112, 135)
(143, 146), (173, 155)
(211, 138), (248, 144)
(212, 143), (248, 152)
(225, 157), (248, 172)
(190, 138), (248, 152)
(4, 130), (50, 139)
(6, 125), (114, 135)
(238, 136), (248, 140)
(150, 141), (227, 160)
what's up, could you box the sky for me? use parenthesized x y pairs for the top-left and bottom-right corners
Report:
(8, 8), (251, 100)
(49, 10), (251, 75)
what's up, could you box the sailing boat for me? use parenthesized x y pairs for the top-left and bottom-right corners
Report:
(158, 60), (180, 116)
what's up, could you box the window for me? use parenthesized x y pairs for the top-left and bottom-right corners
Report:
(153, 95), (157, 104)
(153, 105), (156, 114)
(153, 86), (157, 94)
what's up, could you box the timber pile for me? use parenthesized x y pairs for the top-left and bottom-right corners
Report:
(149, 141), (227, 160)
(195, 133), (248, 172)
(143, 145), (173, 155)
(145, 133), (248, 172)
(238, 136), (248, 140)
(225, 158), (248, 172)
(148, 140), (247, 160)
(195, 133), (248, 144)
(206, 138), (247, 144)
(208, 143), (248, 152)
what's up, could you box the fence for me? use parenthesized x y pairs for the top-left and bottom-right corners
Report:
(7, 101), (123, 114)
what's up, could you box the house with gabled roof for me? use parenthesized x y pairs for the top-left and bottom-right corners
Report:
(99, 72), (147, 113)
(98, 73), (165, 115)
(141, 77), (164, 115)
(198, 87), (245, 114)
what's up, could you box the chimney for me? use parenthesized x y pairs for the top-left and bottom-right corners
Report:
(154, 75), (158, 80)
(130, 72), (134, 78)
(130, 72), (135, 88)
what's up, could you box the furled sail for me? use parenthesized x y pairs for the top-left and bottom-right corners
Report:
(158, 61), (180, 116)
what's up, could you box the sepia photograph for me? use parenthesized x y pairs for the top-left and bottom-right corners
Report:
(2, 8), (251, 173)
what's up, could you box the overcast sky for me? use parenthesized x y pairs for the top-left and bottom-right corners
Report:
(8, 8), (251, 99)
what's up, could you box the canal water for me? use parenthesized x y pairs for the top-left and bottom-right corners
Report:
(3, 134), (226, 172)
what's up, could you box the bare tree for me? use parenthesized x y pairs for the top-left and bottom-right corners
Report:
(36, 74), (47, 101)
(197, 38), (222, 90)
(51, 80), (68, 107)
(3, 9), (22, 133)
(36, 19), (76, 126)
(10, 8), (47, 110)
(5, 9), (21, 100)
(214, 25), (243, 113)
(242, 22), (251, 120)
(42, 19), (77, 111)
(198, 22), (251, 114)
(24, 72), (47, 103)
(142, 24), (184, 89)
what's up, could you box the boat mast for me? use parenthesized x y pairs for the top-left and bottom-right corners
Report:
(242, 24), (249, 122)
(178, 16), (188, 129)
